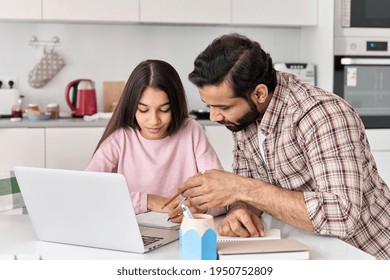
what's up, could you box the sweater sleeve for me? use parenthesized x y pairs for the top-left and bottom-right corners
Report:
(190, 119), (223, 172)
(188, 119), (226, 216)
(85, 131), (148, 214)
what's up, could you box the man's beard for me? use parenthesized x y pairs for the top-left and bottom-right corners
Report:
(219, 106), (260, 132)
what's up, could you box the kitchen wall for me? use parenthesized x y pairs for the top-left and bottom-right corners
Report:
(0, 22), (303, 113)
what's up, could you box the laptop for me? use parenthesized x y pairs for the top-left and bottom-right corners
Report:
(13, 166), (179, 253)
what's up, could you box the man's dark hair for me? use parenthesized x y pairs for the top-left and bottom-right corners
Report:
(189, 33), (277, 99)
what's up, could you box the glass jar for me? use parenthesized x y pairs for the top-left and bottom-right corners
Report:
(46, 103), (60, 119)
(27, 103), (39, 111)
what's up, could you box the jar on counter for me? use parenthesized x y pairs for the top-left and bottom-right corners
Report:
(46, 103), (60, 119)
(27, 103), (39, 111)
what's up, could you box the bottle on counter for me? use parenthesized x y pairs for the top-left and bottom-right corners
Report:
(11, 98), (23, 119)
(46, 103), (60, 119)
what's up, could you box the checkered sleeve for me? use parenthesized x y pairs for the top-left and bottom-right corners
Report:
(298, 100), (365, 238)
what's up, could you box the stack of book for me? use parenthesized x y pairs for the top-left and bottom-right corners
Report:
(217, 229), (310, 260)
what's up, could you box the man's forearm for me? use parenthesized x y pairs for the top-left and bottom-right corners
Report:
(238, 178), (315, 232)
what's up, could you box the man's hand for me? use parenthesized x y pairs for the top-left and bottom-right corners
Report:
(218, 204), (265, 237)
(177, 169), (245, 212)
(148, 194), (204, 222)
(168, 198), (205, 223)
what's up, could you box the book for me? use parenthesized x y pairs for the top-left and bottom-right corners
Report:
(218, 228), (281, 242)
(218, 238), (310, 260)
(136, 211), (180, 230)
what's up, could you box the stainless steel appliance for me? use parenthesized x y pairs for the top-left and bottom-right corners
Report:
(274, 63), (316, 86)
(0, 89), (20, 118)
(335, 0), (390, 55)
(334, 0), (390, 128)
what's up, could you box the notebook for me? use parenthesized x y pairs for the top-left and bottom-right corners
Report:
(136, 211), (180, 230)
(13, 166), (179, 253)
(218, 228), (281, 242)
(218, 238), (310, 260)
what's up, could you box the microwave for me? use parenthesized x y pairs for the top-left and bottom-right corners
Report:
(335, 0), (390, 56)
(334, 1), (390, 128)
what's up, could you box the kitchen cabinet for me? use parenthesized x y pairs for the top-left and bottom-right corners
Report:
(1, 0), (318, 27)
(0, 128), (45, 179)
(0, 0), (41, 20)
(42, 0), (139, 22)
(45, 127), (104, 170)
(140, 0), (231, 24)
(204, 125), (234, 172)
(365, 129), (390, 186)
(231, 0), (317, 26)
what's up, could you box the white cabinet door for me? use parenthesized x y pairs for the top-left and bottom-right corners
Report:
(0, 0), (41, 20)
(371, 151), (390, 186)
(42, 0), (139, 22)
(204, 125), (234, 172)
(365, 129), (390, 186)
(0, 128), (45, 179)
(45, 127), (104, 170)
(140, 0), (231, 24)
(365, 129), (390, 151)
(232, 0), (317, 26)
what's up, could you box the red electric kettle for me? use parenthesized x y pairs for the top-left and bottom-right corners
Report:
(65, 79), (97, 117)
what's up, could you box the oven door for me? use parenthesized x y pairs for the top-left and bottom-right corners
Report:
(334, 56), (390, 128)
(350, 0), (390, 28)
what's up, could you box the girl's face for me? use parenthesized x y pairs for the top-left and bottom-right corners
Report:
(135, 87), (172, 140)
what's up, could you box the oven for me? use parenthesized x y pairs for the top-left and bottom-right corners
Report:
(334, 0), (390, 128)
(334, 56), (390, 128)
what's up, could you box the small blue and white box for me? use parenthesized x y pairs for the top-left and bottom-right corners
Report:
(179, 213), (217, 260)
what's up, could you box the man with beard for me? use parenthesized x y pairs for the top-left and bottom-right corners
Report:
(177, 33), (390, 259)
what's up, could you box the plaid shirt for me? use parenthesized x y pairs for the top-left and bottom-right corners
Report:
(232, 72), (390, 259)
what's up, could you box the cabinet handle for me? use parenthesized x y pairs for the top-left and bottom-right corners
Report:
(341, 58), (390, 65)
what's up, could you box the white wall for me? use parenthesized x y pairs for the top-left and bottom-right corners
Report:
(0, 22), (302, 113)
(300, 0), (334, 91)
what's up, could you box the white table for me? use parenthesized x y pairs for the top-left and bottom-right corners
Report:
(0, 214), (374, 260)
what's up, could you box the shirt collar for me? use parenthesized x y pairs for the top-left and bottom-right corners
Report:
(258, 71), (286, 135)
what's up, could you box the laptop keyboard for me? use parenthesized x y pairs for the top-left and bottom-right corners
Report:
(142, 235), (164, 246)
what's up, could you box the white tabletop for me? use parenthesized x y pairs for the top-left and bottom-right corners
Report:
(0, 214), (374, 260)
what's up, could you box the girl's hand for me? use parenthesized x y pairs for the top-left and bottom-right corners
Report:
(168, 197), (205, 223)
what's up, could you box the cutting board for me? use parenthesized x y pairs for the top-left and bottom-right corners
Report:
(103, 81), (125, 112)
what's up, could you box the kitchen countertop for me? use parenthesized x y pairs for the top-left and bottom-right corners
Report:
(0, 117), (217, 128)
(0, 118), (109, 128)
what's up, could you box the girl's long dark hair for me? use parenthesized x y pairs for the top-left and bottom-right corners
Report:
(94, 59), (189, 152)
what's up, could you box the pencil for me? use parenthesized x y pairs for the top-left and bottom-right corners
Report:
(160, 171), (203, 210)
(160, 192), (181, 210)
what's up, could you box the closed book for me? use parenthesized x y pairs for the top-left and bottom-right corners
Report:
(218, 238), (310, 260)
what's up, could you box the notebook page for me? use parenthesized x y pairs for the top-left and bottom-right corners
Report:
(218, 228), (281, 242)
(136, 211), (180, 230)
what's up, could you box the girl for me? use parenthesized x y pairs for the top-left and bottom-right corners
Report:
(87, 59), (223, 220)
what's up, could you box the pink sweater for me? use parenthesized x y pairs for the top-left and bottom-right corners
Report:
(86, 118), (223, 214)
